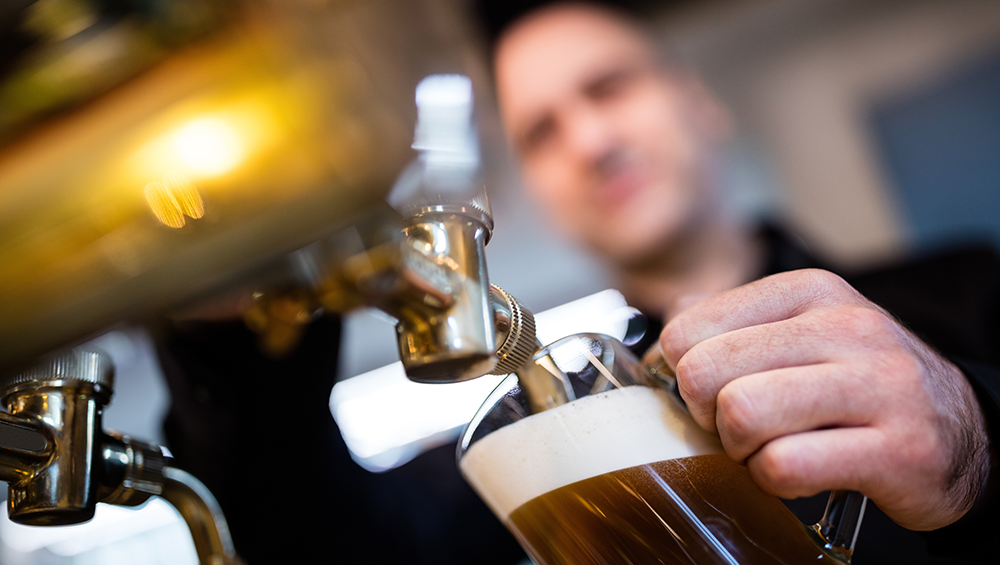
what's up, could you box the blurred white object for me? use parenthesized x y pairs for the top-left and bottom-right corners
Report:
(330, 289), (636, 472)
(412, 74), (478, 165)
(0, 498), (196, 564)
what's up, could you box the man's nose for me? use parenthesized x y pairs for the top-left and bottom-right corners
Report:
(562, 104), (617, 164)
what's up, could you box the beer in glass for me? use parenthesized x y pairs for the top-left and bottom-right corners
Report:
(458, 334), (860, 565)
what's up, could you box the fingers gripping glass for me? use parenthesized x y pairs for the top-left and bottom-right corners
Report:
(458, 334), (866, 565)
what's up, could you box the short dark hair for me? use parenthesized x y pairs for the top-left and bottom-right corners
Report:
(470, 0), (679, 54)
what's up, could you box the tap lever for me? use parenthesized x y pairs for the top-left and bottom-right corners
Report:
(0, 413), (49, 483)
(0, 416), (48, 455)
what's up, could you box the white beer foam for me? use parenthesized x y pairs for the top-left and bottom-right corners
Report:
(460, 386), (724, 519)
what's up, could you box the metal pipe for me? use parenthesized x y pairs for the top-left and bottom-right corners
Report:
(97, 432), (242, 565)
(160, 466), (243, 565)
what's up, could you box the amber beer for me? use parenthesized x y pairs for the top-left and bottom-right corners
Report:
(460, 385), (838, 565)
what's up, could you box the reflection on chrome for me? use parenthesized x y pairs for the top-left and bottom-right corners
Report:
(144, 171), (205, 228)
(172, 117), (244, 176)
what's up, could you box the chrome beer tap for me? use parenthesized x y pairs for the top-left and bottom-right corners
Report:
(0, 349), (241, 565)
(289, 75), (541, 385)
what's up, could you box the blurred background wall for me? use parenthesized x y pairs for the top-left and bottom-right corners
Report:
(659, 0), (1000, 264)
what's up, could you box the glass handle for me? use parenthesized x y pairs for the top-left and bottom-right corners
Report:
(811, 490), (868, 563)
(644, 346), (868, 563)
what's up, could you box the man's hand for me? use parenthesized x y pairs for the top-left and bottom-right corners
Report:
(659, 268), (991, 531)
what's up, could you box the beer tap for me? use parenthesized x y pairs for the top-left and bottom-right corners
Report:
(0, 348), (242, 565)
(280, 75), (542, 385)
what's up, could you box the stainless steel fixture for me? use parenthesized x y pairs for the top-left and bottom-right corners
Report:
(0, 348), (241, 564)
(0, 0), (543, 561)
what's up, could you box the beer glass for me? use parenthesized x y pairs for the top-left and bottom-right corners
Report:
(458, 333), (865, 565)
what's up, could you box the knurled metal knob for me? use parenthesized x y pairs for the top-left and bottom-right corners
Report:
(100, 432), (167, 507)
(0, 348), (115, 402)
(490, 285), (538, 375)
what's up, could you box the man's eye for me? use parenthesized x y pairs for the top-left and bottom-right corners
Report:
(586, 69), (635, 101)
(521, 117), (556, 154)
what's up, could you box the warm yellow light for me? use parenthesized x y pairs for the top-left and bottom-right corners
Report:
(125, 91), (290, 201)
(172, 117), (243, 176)
(144, 171), (205, 228)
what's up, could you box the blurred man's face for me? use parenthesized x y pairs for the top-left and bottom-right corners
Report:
(495, 5), (727, 267)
